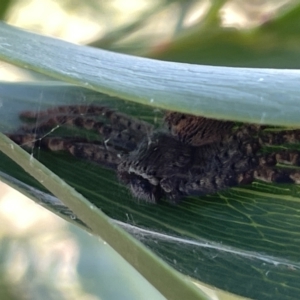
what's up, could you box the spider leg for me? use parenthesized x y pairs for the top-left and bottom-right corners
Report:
(6, 133), (85, 150)
(21, 105), (153, 136)
(20, 105), (154, 152)
(7, 133), (121, 170)
(259, 150), (300, 167)
(258, 129), (300, 146)
(68, 143), (122, 169)
(254, 166), (300, 184)
(253, 148), (300, 184)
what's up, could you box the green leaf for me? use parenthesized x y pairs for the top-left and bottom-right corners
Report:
(0, 83), (209, 300)
(0, 22), (300, 126)
(0, 138), (209, 300)
(1, 82), (300, 300)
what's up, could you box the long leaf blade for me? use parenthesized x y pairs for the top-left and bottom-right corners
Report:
(0, 22), (300, 126)
(0, 131), (210, 300)
(1, 82), (300, 299)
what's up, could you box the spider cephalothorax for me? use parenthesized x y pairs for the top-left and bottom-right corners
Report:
(7, 105), (300, 204)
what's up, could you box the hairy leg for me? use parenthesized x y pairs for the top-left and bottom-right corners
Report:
(7, 133), (121, 170)
(15, 105), (154, 152)
(21, 105), (153, 134)
(253, 148), (300, 184)
(254, 166), (300, 184)
(259, 150), (300, 167)
(258, 129), (300, 146)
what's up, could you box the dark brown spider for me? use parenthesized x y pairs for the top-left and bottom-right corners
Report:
(7, 105), (300, 204)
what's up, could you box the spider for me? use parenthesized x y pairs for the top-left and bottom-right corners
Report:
(7, 104), (300, 204)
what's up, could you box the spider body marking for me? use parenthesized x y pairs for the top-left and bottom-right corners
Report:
(7, 105), (300, 204)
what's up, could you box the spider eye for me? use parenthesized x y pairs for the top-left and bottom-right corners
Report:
(118, 172), (161, 204)
(132, 177), (161, 203)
